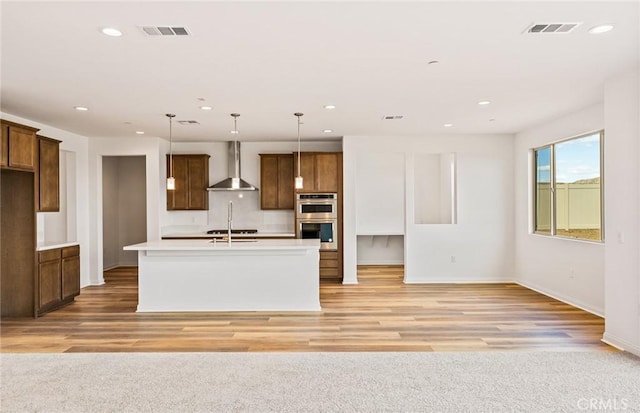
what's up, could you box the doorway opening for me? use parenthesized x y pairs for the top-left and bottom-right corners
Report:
(102, 156), (147, 272)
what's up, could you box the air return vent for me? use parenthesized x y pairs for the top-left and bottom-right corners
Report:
(178, 120), (199, 125)
(525, 22), (581, 34)
(140, 26), (190, 36)
(383, 115), (404, 120)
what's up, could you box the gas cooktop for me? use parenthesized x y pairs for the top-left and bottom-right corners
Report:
(206, 229), (258, 235)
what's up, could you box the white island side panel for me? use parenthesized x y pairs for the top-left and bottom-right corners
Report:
(130, 239), (321, 312)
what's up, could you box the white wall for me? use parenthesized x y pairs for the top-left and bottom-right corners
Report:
(102, 157), (120, 269)
(603, 68), (640, 356)
(344, 134), (514, 284)
(0, 112), (92, 288)
(514, 104), (605, 316)
(89, 137), (163, 284)
(102, 156), (147, 269)
(161, 140), (341, 234)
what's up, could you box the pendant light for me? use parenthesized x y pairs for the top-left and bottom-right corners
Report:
(294, 112), (304, 189)
(166, 113), (176, 190)
(230, 113), (241, 189)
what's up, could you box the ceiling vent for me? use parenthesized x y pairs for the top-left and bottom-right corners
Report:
(525, 23), (581, 34)
(177, 120), (199, 125)
(383, 115), (404, 120)
(140, 26), (190, 36)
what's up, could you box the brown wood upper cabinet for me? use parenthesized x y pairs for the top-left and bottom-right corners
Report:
(36, 135), (61, 212)
(293, 152), (341, 193)
(166, 154), (210, 210)
(260, 153), (294, 210)
(0, 120), (38, 171)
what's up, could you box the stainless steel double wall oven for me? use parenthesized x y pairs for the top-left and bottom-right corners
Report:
(295, 193), (338, 250)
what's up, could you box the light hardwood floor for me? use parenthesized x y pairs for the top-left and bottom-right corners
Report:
(0, 266), (612, 353)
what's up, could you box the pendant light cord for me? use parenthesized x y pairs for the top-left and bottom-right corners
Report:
(169, 116), (173, 176)
(295, 112), (303, 178)
(166, 113), (176, 178)
(297, 116), (301, 177)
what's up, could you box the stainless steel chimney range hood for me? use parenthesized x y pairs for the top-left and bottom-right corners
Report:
(207, 141), (258, 191)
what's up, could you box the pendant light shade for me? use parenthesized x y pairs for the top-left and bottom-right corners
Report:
(166, 113), (176, 190)
(294, 112), (304, 189)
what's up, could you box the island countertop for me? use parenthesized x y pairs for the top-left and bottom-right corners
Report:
(124, 238), (319, 251)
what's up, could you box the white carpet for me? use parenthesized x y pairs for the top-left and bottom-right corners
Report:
(2, 351), (640, 412)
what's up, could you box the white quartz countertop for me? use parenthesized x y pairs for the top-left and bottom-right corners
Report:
(124, 239), (319, 251)
(36, 241), (80, 251)
(161, 232), (296, 239)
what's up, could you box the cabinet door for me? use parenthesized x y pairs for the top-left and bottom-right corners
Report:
(295, 153), (316, 192)
(39, 260), (62, 309)
(261, 154), (294, 210)
(7, 125), (36, 171)
(260, 155), (279, 209)
(38, 137), (60, 212)
(62, 255), (80, 300)
(315, 153), (339, 192)
(167, 155), (189, 210)
(277, 155), (294, 209)
(1, 122), (8, 168)
(167, 155), (209, 210)
(187, 155), (208, 210)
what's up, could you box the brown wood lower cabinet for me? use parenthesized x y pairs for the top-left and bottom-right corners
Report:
(320, 250), (342, 280)
(38, 245), (80, 315)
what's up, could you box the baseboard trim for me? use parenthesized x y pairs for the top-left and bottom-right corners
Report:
(104, 264), (138, 271)
(602, 333), (640, 357)
(516, 280), (604, 317)
(357, 260), (404, 265)
(403, 278), (510, 284)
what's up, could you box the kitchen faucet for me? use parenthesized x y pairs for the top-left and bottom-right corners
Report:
(227, 200), (233, 244)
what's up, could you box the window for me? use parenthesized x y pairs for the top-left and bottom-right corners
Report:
(533, 131), (603, 242)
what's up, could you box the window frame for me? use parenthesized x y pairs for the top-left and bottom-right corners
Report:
(531, 130), (604, 243)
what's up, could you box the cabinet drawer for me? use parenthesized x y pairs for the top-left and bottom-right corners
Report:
(320, 268), (339, 278)
(62, 245), (79, 258)
(39, 248), (61, 263)
(319, 251), (338, 260)
(320, 259), (338, 269)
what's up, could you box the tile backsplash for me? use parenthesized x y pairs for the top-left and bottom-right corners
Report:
(163, 191), (294, 235)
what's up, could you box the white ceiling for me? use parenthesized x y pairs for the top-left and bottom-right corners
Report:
(1, 1), (638, 142)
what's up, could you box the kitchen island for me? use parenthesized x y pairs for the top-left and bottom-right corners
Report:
(123, 239), (321, 312)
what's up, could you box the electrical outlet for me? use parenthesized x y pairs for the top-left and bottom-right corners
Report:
(569, 267), (575, 279)
(450, 256), (456, 263)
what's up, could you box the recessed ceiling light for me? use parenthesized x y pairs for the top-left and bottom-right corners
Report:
(230, 130), (239, 134)
(489, 118), (497, 122)
(101, 27), (122, 37)
(444, 123), (453, 128)
(428, 60), (439, 65)
(323, 105), (336, 110)
(136, 131), (145, 135)
(477, 100), (491, 106)
(74, 106), (89, 111)
(588, 24), (614, 34)
(200, 106), (213, 110)
(323, 129), (333, 133)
